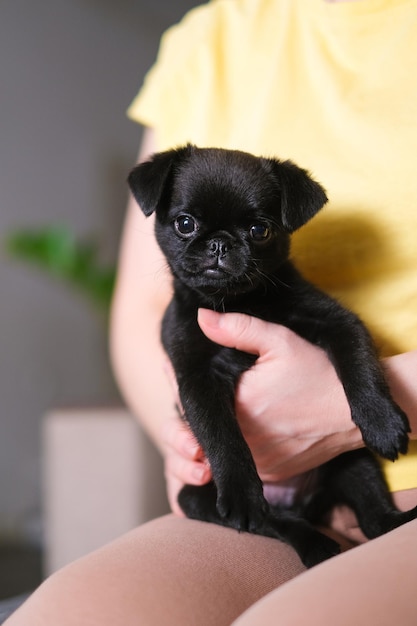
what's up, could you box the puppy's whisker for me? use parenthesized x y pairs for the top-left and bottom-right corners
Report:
(251, 260), (292, 290)
(261, 272), (292, 290)
(212, 297), (226, 312)
(242, 271), (255, 289)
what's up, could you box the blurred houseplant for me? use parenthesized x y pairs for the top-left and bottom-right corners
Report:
(5, 226), (116, 313)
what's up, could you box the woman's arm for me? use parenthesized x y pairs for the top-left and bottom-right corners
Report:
(383, 350), (417, 437)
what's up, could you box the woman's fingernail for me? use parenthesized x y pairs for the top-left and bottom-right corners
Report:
(198, 308), (222, 328)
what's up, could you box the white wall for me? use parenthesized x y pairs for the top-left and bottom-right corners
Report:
(0, 0), (199, 544)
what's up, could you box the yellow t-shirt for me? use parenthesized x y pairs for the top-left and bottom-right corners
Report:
(128, 0), (417, 491)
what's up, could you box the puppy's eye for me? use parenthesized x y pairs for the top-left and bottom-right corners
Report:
(249, 224), (271, 242)
(174, 215), (198, 237)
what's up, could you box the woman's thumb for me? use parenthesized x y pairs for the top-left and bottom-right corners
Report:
(197, 309), (270, 355)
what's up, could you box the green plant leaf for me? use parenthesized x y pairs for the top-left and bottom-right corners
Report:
(5, 226), (116, 312)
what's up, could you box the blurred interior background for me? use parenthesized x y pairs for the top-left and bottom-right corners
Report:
(0, 0), (200, 602)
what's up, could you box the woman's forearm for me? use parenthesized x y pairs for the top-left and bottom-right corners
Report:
(384, 350), (417, 439)
(109, 201), (174, 451)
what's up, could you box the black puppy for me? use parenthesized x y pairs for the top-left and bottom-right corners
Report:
(128, 144), (417, 567)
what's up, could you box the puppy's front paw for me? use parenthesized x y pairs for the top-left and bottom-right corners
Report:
(354, 396), (410, 461)
(216, 475), (268, 533)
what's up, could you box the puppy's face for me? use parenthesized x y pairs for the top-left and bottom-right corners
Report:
(154, 151), (292, 295)
(128, 146), (327, 297)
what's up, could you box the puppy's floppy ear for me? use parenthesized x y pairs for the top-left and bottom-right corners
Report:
(127, 144), (193, 216)
(261, 158), (328, 232)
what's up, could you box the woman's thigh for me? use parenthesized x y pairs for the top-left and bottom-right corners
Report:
(233, 519), (417, 626)
(5, 515), (305, 626)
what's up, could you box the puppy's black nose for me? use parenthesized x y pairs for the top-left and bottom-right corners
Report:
(208, 238), (229, 258)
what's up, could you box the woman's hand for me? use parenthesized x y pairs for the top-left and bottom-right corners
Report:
(198, 309), (364, 483)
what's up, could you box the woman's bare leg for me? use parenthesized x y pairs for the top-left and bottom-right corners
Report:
(5, 515), (305, 626)
(232, 519), (417, 626)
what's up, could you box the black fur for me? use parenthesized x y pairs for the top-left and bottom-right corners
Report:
(128, 145), (417, 567)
